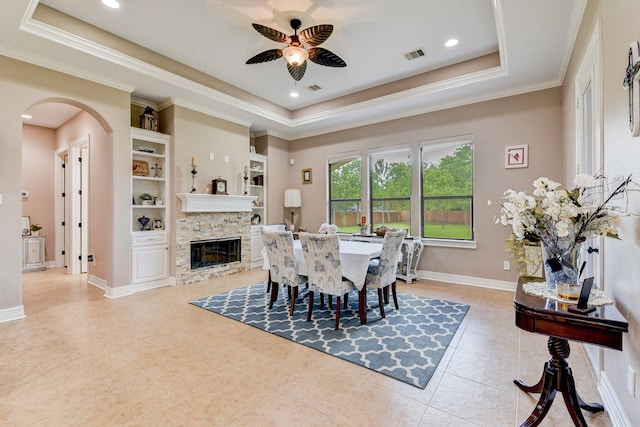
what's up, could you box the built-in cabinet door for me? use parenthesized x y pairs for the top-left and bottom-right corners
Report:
(23, 236), (45, 271)
(131, 245), (168, 283)
(250, 226), (264, 268)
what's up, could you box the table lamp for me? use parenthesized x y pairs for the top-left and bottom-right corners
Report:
(284, 188), (301, 231)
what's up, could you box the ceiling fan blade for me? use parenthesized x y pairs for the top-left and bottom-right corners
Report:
(252, 23), (289, 43)
(246, 49), (283, 64)
(287, 61), (307, 81)
(308, 47), (346, 67)
(298, 25), (333, 46)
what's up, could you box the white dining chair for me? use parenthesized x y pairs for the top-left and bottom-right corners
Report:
(364, 229), (406, 318)
(261, 224), (287, 293)
(299, 232), (361, 330)
(261, 229), (307, 316)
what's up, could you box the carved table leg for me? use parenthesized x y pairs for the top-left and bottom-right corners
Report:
(515, 337), (602, 427)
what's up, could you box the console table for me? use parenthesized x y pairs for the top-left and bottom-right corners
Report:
(514, 276), (628, 426)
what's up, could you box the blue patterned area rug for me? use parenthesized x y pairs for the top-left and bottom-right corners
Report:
(190, 283), (469, 389)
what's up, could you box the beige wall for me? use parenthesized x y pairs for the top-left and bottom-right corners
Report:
(0, 55), (130, 315)
(170, 105), (251, 276)
(21, 125), (56, 262)
(171, 105), (250, 196)
(290, 88), (564, 282)
(562, 0), (640, 422)
(259, 134), (291, 227)
(56, 111), (111, 280)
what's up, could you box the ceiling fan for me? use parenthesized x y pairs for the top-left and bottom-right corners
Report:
(246, 18), (346, 81)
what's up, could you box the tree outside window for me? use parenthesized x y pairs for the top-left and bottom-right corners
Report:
(370, 149), (411, 232)
(421, 140), (474, 240)
(329, 157), (362, 232)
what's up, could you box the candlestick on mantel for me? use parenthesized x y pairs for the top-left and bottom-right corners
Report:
(191, 156), (197, 167)
(190, 165), (198, 193)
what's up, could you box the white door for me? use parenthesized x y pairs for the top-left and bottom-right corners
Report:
(69, 136), (89, 274)
(55, 150), (68, 268)
(575, 23), (603, 376)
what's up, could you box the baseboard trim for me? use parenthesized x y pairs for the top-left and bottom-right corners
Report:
(0, 305), (26, 323)
(92, 274), (175, 299)
(418, 270), (516, 291)
(87, 274), (108, 291)
(599, 371), (632, 427)
(131, 277), (175, 293)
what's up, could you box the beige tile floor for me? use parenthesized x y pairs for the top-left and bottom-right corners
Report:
(0, 268), (612, 426)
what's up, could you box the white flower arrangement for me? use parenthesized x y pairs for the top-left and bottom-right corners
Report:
(318, 223), (339, 234)
(497, 173), (634, 257)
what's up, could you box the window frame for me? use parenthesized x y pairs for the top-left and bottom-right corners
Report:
(368, 145), (412, 232)
(420, 135), (476, 248)
(327, 152), (363, 233)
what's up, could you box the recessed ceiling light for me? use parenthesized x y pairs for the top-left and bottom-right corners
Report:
(445, 39), (458, 48)
(21, 114), (32, 119)
(102, 0), (120, 9)
(289, 91), (299, 98)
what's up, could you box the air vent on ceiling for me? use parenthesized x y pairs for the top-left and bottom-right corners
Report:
(306, 84), (322, 92)
(404, 48), (426, 61)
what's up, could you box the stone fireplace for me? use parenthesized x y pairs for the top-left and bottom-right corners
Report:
(176, 194), (256, 285)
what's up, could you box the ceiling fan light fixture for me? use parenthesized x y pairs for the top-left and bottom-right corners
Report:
(282, 46), (308, 66)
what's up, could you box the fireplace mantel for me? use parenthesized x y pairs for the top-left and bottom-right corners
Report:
(176, 193), (257, 212)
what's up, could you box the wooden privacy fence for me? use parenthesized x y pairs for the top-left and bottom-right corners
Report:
(334, 210), (470, 226)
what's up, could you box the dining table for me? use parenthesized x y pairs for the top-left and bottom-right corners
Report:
(262, 239), (383, 291)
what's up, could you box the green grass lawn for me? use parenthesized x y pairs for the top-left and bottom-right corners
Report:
(424, 223), (472, 239)
(336, 221), (471, 239)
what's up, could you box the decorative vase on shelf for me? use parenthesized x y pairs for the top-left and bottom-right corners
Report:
(541, 241), (584, 301)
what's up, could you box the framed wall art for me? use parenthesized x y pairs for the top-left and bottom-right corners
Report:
(505, 144), (528, 169)
(302, 168), (312, 184)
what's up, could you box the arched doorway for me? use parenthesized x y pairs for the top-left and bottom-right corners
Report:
(22, 99), (109, 278)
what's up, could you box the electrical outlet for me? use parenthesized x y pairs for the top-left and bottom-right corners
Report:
(503, 260), (510, 270)
(209, 152), (214, 161)
(628, 365), (636, 396)
(224, 155), (229, 163)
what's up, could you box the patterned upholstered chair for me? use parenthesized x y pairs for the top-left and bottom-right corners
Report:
(261, 224), (287, 293)
(261, 229), (307, 316)
(365, 229), (406, 318)
(299, 232), (358, 330)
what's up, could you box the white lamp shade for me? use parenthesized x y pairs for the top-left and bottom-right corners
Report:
(284, 189), (301, 207)
(282, 46), (308, 66)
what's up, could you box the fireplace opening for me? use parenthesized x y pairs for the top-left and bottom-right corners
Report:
(191, 237), (240, 270)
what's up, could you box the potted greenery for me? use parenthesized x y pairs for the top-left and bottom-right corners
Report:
(30, 223), (42, 236)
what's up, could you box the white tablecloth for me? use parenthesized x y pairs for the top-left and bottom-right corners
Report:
(262, 239), (382, 290)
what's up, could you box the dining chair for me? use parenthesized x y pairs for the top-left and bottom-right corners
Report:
(261, 224), (287, 293)
(299, 232), (359, 330)
(261, 229), (307, 316)
(365, 229), (407, 318)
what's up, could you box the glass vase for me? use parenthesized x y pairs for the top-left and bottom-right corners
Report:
(541, 241), (584, 301)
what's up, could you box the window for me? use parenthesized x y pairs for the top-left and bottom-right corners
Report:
(329, 156), (362, 233)
(369, 148), (411, 232)
(421, 137), (474, 240)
